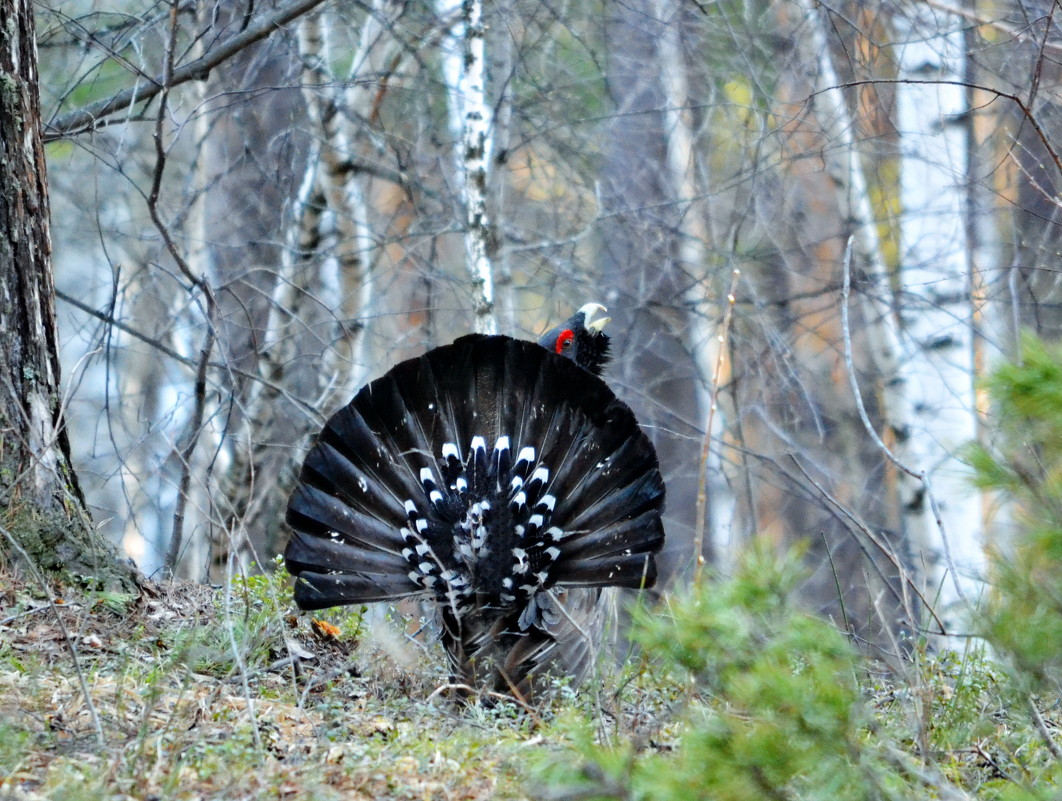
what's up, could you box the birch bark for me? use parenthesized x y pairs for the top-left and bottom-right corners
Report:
(895, 8), (983, 611)
(439, 0), (497, 334)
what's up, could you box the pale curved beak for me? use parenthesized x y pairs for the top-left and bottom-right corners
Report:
(579, 302), (610, 333)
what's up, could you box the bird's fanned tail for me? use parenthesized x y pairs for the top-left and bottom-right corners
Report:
(285, 329), (665, 698)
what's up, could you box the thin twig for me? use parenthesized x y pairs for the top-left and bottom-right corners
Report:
(788, 453), (947, 636)
(146, 2), (217, 577)
(0, 525), (106, 748)
(165, 316), (214, 575)
(812, 78), (1062, 182)
(1028, 694), (1062, 760)
(424, 681), (538, 719)
(54, 288), (320, 418)
(919, 0), (1062, 56)
(693, 268), (740, 586)
(881, 742), (976, 801)
(821, 531), (853, 637)
(222, 551), (263, 751)
(0, 603), (57, 626)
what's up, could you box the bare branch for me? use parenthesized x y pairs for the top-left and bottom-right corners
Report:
(44, 0), (332, 141)
(1028, 694), (1062, 760)
(788, 453), (948, 636)
(919, 0), (1062, 56)
(142, 2), (217, 577)
(55, 287), (319, 417)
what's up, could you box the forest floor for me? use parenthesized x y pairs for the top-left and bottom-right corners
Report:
(0, 563), (674, 801)
(2, 558), (1060, 801)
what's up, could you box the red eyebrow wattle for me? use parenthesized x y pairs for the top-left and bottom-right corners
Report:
(556, 329), (574, 353)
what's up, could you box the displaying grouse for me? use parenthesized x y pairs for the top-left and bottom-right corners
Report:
(284, 304), (665, 700)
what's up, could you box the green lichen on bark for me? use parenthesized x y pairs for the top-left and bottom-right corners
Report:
(1, 500), (137, 593)
(0, 71), (21, 128)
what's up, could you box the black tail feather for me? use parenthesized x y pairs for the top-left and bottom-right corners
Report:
(292, 570), (418, 609)
(284, 528), (408, 576)
(287, 482), (404, 557)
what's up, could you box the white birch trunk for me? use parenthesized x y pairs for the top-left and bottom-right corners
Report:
(195, 3), (407, 580)
(270, 0), (404, 397)
(333, 2), (404, 391)
(895, 9), (984, 612)
(277, 1), (404, 401)
(299, 7), (394, 396)
(439, 0), (496, 334)
(800, 0), (931, 601)
(486, 0), (516, 334)
(262, 11), (329, 402)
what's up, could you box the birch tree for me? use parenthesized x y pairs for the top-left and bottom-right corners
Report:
(894, 6), (983, 611)
(653, 0), (733, 573)
(210, 2), (412, 580)
(440, 0), (498, 335)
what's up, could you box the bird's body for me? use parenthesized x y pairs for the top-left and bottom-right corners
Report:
(285, 306), (664, 699)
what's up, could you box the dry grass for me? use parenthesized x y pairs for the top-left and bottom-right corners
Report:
(0, 566), (550, 801)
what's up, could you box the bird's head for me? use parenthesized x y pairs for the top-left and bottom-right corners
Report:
(538, 302), (612, 376)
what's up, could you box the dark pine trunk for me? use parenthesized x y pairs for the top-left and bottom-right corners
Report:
(0, 0), (135, 589)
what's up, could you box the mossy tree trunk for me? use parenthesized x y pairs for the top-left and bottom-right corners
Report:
(0, 0), (135, 590)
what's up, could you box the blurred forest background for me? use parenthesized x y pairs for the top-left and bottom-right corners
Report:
(34, 0), (1062, 653)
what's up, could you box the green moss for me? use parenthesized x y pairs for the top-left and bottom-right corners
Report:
(1, 500), (136, 594)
